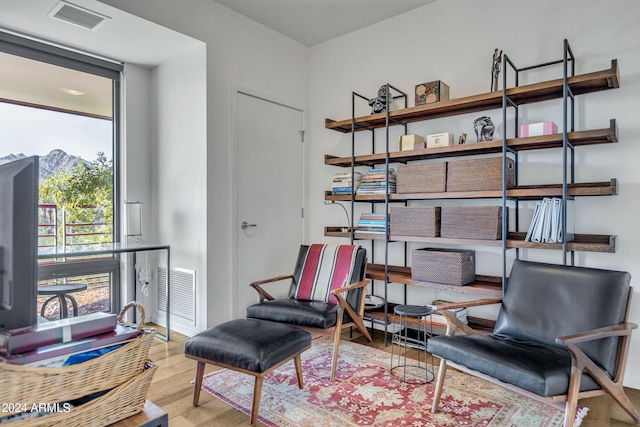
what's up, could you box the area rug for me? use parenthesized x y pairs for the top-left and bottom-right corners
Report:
(200, 337), (588, 426)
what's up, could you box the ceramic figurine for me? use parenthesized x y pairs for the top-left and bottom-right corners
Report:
(458, 133), (467, 144)
(491, 49), (503, 92)
(473, 116), (494, 142)
(369, 85), (391, 114)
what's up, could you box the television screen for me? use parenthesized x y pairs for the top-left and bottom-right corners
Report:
(0, 155), (39, 331)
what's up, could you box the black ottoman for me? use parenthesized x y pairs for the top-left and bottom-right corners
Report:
(184, 318), (311, 425)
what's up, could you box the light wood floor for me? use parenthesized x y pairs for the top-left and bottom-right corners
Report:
(146, 329), (640, 427)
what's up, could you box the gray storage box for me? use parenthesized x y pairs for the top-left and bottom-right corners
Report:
(446, 156), (515, 192)
(390, 206), (441, 237)
(440, 206), (503, 240)
(397, 162), (446, 194)
(411, 248), (475, 286)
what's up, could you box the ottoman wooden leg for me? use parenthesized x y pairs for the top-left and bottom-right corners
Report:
(294, 354), (304, 389)
(250, 376), (263, 425)
(193, 361), (206, 406)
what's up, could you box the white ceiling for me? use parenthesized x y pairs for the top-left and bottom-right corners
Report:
(213, 0), (438, 47)
(0, 0), (437, 114)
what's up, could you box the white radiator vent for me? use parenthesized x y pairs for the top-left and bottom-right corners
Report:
(48, 1), (110, 31)
(157, 267), (195, 324)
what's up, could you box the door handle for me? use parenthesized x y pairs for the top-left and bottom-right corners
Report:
(241, 221), (257, 230)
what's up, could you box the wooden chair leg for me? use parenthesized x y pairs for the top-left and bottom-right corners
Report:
(294, 354), (304, 389)
(251, 376), (263, 426)
(563, 364), (583, 427)
(431, 358), (448, 413)
(330, 313), (345, 382)
(609, 388), (640, 423)
(192, 361), (206, 406)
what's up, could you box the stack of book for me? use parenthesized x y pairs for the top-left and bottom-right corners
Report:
(357, 213), (388, 234)
(332, 171), (362, 195)
(525, 197), (573, 243)
(356, 168), (396, 195)
(0, 312), (141, 367)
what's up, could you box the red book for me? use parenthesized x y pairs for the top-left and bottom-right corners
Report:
(0, 312), (117, 355)
(0, 324), (140, 365)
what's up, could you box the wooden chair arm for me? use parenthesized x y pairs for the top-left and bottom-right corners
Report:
(439, 310), (478, 336)
(332, 279), (373, 342)
(249, 274), (294, 302)
(432, 298), (501, 336)
(330, 279), (370, 296)
(432, 297), (502, 311)
(556, 322), (638, 346)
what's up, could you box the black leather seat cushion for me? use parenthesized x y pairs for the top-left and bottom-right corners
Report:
(184, 319), (311, 373)
(246, 299), (338, 329)
(427, 333), (599, 396)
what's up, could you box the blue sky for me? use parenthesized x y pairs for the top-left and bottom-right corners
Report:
(0, 102), (112, 162)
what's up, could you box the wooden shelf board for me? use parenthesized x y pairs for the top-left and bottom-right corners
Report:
(324, 180), (617, 202)
(365, 263), (503, 297)
(508, 232), (617, 253)
(325, 61), (618, 133)
(324, 227), (617, 253)
(364, 308), (495, 335)
(324, 120), (617, 167)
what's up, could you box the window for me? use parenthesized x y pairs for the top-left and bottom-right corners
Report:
(0, 31), (123, 318)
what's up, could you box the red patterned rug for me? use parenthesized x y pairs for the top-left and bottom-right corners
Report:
(200, 336), (588, 426)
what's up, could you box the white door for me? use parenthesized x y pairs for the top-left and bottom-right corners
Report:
(235, 90), (304, 319)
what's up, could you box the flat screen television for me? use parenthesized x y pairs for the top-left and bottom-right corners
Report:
(0, 155), (39, 331)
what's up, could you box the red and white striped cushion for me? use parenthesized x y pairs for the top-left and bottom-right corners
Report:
(294, 244), (359, 304)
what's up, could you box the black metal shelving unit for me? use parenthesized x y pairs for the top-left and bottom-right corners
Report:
(324, 39), (619, 342)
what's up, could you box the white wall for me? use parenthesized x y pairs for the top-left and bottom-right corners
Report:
(148, 44), (207, 335)
(308, 0), (640, 387)
(99, 0), (310, 332)
(119, 63), (152, 306)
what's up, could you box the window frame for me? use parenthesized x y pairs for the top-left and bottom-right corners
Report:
(0, 30), (124, 313)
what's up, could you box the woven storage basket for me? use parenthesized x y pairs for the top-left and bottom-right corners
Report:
(411, 248), (475, 286)
(8, 361), (157, 427)
(446, 156), (515, 192)
(397, 162), (446, 193)
(390, 206), (441, 237)
(440, 206), (503, 240)
(0, 328), (155, 407)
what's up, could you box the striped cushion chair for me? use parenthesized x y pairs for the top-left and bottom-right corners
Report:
(246, 244), (372, 381)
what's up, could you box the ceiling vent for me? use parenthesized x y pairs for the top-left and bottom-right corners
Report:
(48, 1), (110, 31)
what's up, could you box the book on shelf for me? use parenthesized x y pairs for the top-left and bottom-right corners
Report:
(525, 197), (574, 243)
(332, 171), (362, 194)
(357, 212), (388, 234)
(356, 168), (397, 195)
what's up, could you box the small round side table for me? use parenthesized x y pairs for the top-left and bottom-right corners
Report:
(390, 304), (435, 384)
(38, 283), (88, 319)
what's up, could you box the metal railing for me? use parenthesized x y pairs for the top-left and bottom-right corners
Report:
(37, 203), (112, 296)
